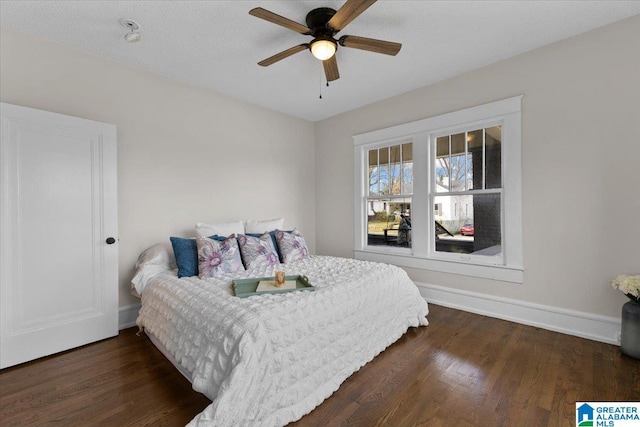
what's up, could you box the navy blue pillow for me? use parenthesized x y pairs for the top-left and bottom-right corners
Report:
(170, 235), (226, 278)
(247, 230), (293, 263)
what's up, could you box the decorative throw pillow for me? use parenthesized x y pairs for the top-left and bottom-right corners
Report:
(247, 230), (289, 261)
(275, 229), (309, 264)
(237, 233), (280, 269)
(244, 218), (285, 234)
(170, 235), (225, 278)
(196, 235), (244, 278)
(170, 237), (201, 278)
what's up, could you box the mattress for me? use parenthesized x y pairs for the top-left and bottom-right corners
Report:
(136, 255), (428, 426)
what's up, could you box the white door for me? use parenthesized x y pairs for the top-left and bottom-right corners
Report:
(0, 103), (118, 369)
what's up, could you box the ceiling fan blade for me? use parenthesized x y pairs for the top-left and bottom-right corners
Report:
(249, 7), (311, 35)
(323, 56), (340, 82)
(258, 44), (309, 67)
(327, 0), (377, 32)
(339, 35), (401, 56)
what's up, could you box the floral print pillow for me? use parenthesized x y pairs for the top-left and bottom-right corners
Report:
(196, 234), (244, 278)
(237, 233), (280, 270)
(275, 229), (309, 264)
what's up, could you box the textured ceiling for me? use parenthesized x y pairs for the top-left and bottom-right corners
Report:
(1, 1), (639, 122)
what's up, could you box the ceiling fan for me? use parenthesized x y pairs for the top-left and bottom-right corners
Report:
(249, 0), (401, 82)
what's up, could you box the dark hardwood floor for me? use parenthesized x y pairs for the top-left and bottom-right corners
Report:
(1, 304), (638, 426)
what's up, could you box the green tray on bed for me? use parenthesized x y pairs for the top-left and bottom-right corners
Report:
(232, 275), (314, 298)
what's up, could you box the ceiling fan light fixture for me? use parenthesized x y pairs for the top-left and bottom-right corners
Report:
(124, 31), (142, 43)
(310, 38), (336, 61)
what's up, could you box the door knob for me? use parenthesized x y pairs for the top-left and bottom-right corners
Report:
(106, 237), (116, 244)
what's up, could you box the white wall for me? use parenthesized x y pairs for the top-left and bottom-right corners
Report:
(314, 15), (640, 318)
(0, 28), (316, 307)
(2, 15), (639, 321)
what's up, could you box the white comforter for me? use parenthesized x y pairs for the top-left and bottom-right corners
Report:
(136, 255), (428, 426)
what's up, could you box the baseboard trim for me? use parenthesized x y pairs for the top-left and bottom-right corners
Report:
(416, 282), (621, 345)
(118, 303), (141, 330)
(118, 288), (621, 345)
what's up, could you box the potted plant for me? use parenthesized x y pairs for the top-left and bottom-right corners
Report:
(611, 274), (640, 359)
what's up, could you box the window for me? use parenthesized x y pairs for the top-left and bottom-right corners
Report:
(433, 125), (502, 259)
(367, 143), (413, 247)
(353, 96), (523, 283)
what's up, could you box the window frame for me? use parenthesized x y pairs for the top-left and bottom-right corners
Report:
(353, 96), (523, 283)
(429, 120), (505, 265)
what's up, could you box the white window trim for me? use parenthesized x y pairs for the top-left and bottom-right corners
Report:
(353, 96), (523, 283)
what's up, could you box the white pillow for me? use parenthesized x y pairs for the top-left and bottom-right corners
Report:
(132, 242), (176, 297)
(245, 218), (284, 234)
(196, 220), (244, 237)
(131, 265), (172, 297)
(134, 241), (176, 270)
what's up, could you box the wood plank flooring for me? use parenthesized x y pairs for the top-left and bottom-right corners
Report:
(1, 304), (638, 426)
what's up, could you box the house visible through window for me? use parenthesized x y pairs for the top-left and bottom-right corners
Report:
(353, 96), (523, 283)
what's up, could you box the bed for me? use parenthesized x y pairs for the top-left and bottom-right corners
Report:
(133, 240), (428, 426)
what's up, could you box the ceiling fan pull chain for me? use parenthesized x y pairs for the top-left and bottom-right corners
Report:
(319, 64), (323, 99)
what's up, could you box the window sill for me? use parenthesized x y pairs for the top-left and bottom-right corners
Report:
(353, 249), (524, 283)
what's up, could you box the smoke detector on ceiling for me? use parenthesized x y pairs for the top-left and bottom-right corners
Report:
(119, 18), (141, 43)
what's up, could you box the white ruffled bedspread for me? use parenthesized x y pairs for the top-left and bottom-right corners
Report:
(136, 255), (428, 426)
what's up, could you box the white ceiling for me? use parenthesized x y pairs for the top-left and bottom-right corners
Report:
(1, 1), (639, 122)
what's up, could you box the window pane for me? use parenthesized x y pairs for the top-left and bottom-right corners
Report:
(436, 133), (468, 193)
(402, 143), (413, 161)
(402, 160), (413, 194)
(450, 133), (466, 192)
(379, 163), (389, 195)
(366, 144), (415, 196)
(390, 145), (401, 195)
(389, 145), (401, 163)
(485, 126), (502, 189)
(434, 194), (501, 257)
(436, 126), (501, 193)
(369, 164), (379, 195)
(466, 129), (483, 190)
(390, 163), (401, 195)
(379, 146), (389, 164)
(368, 149), (379, 195)
(377, 147), (389, 195)
(435, 136), (449, 192)
(402, 143), (413, 194)
(367, 198), (412, 248)
(368, 149), (378, 167)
